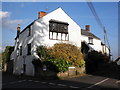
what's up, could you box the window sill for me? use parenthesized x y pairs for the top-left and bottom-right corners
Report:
(88, 43), (94, 45)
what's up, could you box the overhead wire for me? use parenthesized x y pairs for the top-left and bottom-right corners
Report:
(86, 0), (110, 48)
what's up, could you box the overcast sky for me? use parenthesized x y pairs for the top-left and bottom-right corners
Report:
(1, 2), (118, 60)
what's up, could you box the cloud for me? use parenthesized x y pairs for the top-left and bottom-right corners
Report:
(1, 11), (24, 31)
(2, 19), (23, 30)
(0, 11), (10, 19)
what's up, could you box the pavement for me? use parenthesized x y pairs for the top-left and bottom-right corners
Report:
(2, 71), (120, 89)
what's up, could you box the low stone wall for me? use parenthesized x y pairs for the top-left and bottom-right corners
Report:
(57, 67), (86, 78)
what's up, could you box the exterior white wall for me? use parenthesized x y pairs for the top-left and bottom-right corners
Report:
(11, 8), (82, 76)
(81, 35), (102, 52)
(12, 24), (35, 76)
(11, 8), (110, 76)
(33, 8), (82, 58)
(81, 34), (110, 55)
(33, 8), (81, 48)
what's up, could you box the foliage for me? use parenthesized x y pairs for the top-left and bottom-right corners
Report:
(47, 43), (85, 67)
(36, 46), (48, 61)
(36, 43), (85, 72)
(2, 46), (14, 67)
(86, 50), (110, 73)
(87, 50), (109, 63)
(48, 58), (71, 72)
(0, 54), (2, 69)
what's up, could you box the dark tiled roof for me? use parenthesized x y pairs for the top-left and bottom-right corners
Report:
(81, 29), (100, 40)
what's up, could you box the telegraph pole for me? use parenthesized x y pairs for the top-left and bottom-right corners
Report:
(104, 27), (106, 55)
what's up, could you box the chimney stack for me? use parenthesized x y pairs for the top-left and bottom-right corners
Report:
(38, 11), (47, 19)
(85, 25), (90, 31)
(17, 24), (20, 36)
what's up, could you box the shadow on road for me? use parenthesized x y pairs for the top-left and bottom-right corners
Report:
(87, 62), (119, 80)
(2, 71), (120, 89)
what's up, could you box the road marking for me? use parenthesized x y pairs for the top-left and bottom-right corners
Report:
(116, 80), (120, 84)
(26, 80), (80, 88)
(33, 81), (40, 83)
(48, 82), (56, 85)
(28, 80), (33, 82)
(3, 80), (26, 85)
(57, 84), (67, 87)
(17, 80), (26, 83)
(41, 82), (47, 84)
(69, 86), (79, 88)
(87, 78), (109, 88)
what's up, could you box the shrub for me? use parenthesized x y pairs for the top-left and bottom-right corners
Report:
(47, 43), (85, 67)
(47, 58), (71, 72)
(36, 43), (85, 72)
(86, 50), (110, 73)
(36, 46), (48, 61)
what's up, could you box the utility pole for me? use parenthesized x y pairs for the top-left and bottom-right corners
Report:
(104, 27), (106, 55)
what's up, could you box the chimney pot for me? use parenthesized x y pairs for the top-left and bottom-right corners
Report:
(17, 24), (20, 36)
(86, 25), (90, 31)
(38, 11), (47, 19)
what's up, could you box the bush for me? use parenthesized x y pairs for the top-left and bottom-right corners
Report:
(2, 46), (14, 67)
(47, 58), (71, 72)
(36, 46), (48, 61)
(36, 43), (85, 72)
(86, 50), (110, 73)
(47, 43), (85, 67)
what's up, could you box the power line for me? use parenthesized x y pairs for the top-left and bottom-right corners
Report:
(86, 0), (111, 56)
(87, 1), (104, 30)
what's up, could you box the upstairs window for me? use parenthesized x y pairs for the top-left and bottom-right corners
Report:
(17, 48), (19, 56)
(27, 43), (31, 55)
(88, 37), (93, 45)
(28, 26), (31, 36)
(49, 19), (69, 41)
(20, 46), (22, 56)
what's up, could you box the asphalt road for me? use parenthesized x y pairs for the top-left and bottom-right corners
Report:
(2, 72), (120, 89)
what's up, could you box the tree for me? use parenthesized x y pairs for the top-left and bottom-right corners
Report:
(2, 46), (14, 71)
(0, 53), (2, 70)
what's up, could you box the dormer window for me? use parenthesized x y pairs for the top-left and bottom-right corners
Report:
(88, 37), (93, 45)
(49, 19), (69, 41)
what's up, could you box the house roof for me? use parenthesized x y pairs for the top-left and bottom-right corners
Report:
(81, 29), (100, 40)
(15, 8), (63, 39)
(15, 20), (36, 40)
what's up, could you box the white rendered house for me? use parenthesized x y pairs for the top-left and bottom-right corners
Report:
(10, 8), (110, 76)
(81, 25), (110, 56)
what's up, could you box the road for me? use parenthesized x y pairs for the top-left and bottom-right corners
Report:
(2, 72), (120, 89)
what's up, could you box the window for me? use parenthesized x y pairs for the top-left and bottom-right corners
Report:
(88, 37), (93, 45)
(49, 20), (69, 41)
(28, 26), (31, 36)
(17, 48), (19, 56)
(27, 43), (31, 55)
(20, 46), (22, 56)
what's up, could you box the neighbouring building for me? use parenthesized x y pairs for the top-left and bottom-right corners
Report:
(10, 8), (110, 76)
(81, 25), (110, 58)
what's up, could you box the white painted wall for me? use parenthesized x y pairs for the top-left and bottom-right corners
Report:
(32, 8), (82, 60)
(11, 8), (82, 76)
(12, 24), (35, 76)
(81, 34), (110, 55)
(81, 35), (102, 52)
(11, 8), (110, 76)
(33, 8), (81, 48)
